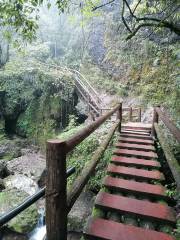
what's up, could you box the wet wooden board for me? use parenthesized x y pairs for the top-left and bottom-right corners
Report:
(95, 192), (176, 225)
(84, 218), (175, 240)
(115, 142), (155, 151)
(114, 149), (158, 159)
(103, 176), (168, 199)
(120, 133), (153, 140)
(111, 156), (160, 168)
(107, 164), (165, 181)
(119, 137), (154, 145)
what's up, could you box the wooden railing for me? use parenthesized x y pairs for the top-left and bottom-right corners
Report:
(46, 103), (122, 240)
(35, 62), (102, 116)
(152, 106), (180, 191)
(101, 107), (141, 122)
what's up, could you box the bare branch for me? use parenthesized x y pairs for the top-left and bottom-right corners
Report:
(92, 0), (115, 11)
(132, 0), (142, 14)
(121, 0), (132, 33)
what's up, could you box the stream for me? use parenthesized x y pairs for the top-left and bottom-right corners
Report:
(29, 209), (46, 240)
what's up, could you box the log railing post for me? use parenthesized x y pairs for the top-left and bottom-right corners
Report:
(129, 107), (132, 122)
(151, 107), (159, 137)
(139, 108), (141, 122)
(117, 103), (122, 132)
(46, 140), (67, 240)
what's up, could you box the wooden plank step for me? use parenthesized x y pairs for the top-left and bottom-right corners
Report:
(115, 142), (155, 151)
(103, 176), (168, 199)
(123, 128), (151, 133)
(95, 192), (176, 225)
(119, 137), (154, 145)
(107, 164), (165, 181)
(121, 130), (150, 136)
(111, 156), (160, 168)
(120, 133), (152, 140)
(84, 218), (175, 240)
(114, 149), (158, 159)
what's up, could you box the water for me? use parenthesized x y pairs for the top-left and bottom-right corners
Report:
(29, 208), (46, 240)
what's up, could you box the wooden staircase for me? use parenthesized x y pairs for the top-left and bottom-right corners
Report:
(73, 72), (102, 117)
(84, 122), (176, 240)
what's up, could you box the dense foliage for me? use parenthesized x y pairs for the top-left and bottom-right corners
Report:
(0, 1), (179, 43)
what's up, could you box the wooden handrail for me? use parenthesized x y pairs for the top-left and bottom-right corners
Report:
(75, 84), (100, 115)
(65, 103), (122, 153)
(154, 123), (180, 191)
(154, 107), (180, 143)
(67, 120), (120, 212)
(46, 103), (122, 240)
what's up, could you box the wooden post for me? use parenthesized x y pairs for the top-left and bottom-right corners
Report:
(46, 140), (67, 240)
(129, 107), (132, 122)
(117, 103), (122, 132)
(151, 107), (159, 137)
(139, 108), (141, 122)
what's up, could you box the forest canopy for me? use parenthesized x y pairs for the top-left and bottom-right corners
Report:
(0, 0), (180, 43)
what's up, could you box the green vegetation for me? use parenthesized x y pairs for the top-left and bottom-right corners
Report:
(58, 118), (116, 192)
(0, 57), (76, 147)
(0, 189), (38, 233)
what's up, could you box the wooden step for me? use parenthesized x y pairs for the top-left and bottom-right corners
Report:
(121, 130), (150, 136)
(119, 137), (154, 145)
(111, 156), (160, 168)
(95, 192), (176, 225)
(120, 133), (152, 140)
(114, 149), (158, 159)
(107, 164), (165, 181)
(123, 128), (151, 133)
(103, 176), (168, 200)
(122, 123), (152, 131)
(84, 218), (175, 240)
(115, 142), (155, 151)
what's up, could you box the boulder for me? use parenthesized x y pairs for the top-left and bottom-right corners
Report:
(4, 174), (38, 195)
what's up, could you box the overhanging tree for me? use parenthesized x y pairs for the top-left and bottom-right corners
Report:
(0, 0), (179, 42)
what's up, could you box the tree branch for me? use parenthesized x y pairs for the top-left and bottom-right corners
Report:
(92, 0), (115, 11)
(132, 0), (142, 14)
(124, 2), (180, 39)
(121, 0), (132, 33)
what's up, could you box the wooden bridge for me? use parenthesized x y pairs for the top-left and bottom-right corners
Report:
(0, 103), (179, 240)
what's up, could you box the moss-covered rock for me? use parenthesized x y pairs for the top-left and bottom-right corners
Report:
(0, 60), (77, 147)
(0, 189), (38, 234)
